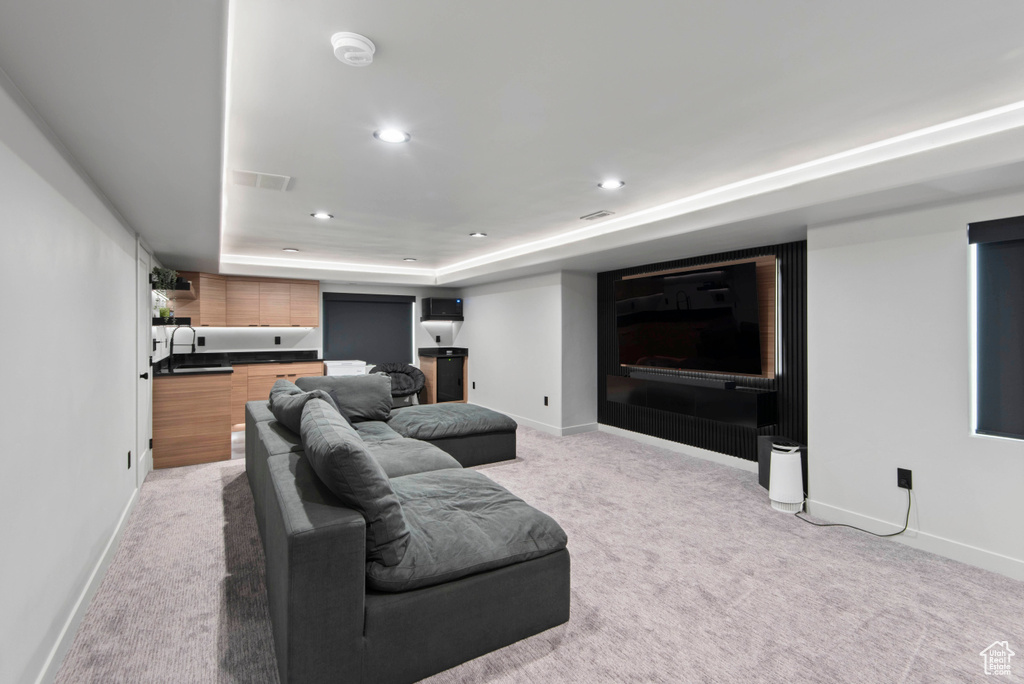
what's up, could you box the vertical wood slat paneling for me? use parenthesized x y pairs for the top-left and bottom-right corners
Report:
(597, 241), (807, 461)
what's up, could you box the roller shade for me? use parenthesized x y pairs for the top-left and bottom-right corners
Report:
(973, 218), (1024, 440)
(968, 214), (1024, 244)
(322, 293), (415, 365)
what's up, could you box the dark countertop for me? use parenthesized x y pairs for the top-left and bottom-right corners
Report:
(153, 367), (234, 378)
(153, 349), (323, 377)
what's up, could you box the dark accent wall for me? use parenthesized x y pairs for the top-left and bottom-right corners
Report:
(597, 241), (807, 461)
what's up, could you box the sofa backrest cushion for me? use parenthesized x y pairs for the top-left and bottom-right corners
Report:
(300, 398), (409, 566)
(295, 374), (393, 423)
(268, 379), (343, 434)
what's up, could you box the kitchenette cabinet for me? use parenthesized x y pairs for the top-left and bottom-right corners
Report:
(231, 361), (324, 429)
(226, 279), (261, 326)
(259, 281), (291, 325)
(174, 272), (226, 326)
(153, 372), (232, 468)
(290, 282), (319, 326)
(176, 274), (319, 327)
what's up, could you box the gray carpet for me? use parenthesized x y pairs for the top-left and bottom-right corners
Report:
(56, 428), (1024, 683)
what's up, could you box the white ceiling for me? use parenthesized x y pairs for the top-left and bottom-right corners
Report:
(3, 1), (1024, 284)
(0, 0), (225, 272)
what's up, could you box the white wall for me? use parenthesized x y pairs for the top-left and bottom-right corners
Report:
(560, 272), (598, 432)
(188, 326), (319, 353)
(807, 190), (1024, 579)
(0, 72), (140, 683)
(458, 272), (598, 434)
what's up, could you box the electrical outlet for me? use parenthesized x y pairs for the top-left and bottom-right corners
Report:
(544, 396), (549, 406)
(274, 336), (281, 345)
(197, 336), (205, 346)
(897, 468), (912, 490)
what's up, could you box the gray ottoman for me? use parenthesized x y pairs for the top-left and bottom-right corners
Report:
(387, 404), (517, 467)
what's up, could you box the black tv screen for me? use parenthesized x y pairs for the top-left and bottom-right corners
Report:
(615, 262), (763, 375)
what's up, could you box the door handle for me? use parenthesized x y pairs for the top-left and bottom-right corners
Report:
(139, 372), (149, 380)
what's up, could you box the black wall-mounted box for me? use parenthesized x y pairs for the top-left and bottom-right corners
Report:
(418, 347), (468, 358)
(421, 297), (464, 321)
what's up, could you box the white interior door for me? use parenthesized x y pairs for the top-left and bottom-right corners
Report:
(137, 248), (153, 486)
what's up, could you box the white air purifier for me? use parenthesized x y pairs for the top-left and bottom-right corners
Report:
(768, 442), (804, 513)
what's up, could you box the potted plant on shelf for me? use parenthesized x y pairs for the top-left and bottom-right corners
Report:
(151, 267), (179, 291)
(158, 306), (172, 323)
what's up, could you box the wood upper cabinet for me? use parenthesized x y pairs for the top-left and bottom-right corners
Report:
(175, 273), (318, 327)
(200, 274), (226, 326)
(290, 282), (319, 327)
(226, 279), (260, 326)
(259, 281), (291, 326)
(173, 272), (225, 326)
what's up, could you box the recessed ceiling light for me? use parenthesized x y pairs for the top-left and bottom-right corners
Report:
(374, 129), (411, 144)
(469, 232), (488, 238)
(310, 212), (333, 220)
(282, 248), (300, 252)
(403, 257), (418, 262)
(598, 179), (625, 190)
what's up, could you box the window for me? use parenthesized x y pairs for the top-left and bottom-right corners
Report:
(322, 293), (415, 365)
(970, 215), (1024, 439)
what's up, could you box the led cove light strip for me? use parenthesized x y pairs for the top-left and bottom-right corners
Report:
(221, 99), (1024, 280)
(220, 253), (434, 275)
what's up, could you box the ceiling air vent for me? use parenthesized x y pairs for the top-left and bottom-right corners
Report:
(232, 170), (292, 191)
(580, 209), (615, 221)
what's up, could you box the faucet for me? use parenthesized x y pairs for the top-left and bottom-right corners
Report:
(169, 324), (197, 372)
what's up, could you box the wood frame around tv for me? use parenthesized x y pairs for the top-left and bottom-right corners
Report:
(620, 255), (777, 379)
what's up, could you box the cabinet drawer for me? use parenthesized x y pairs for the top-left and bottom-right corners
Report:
(246, 361), (323, 378)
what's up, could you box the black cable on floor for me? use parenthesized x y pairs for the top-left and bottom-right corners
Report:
(795, 489), (912, 538)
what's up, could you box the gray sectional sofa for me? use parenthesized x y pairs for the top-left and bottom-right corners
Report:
(245, 375), (571, 683)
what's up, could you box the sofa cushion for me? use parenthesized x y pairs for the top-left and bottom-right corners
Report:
(269, 379), (342, 433)
(300, 398), (409, 566)
(258, 421), (304, 456)
(366, 438), (462, 479)
(387, 403), (517, 441)
(296, 374), (393, 423)
(366, 469), (567, 592)
(354, 421), (403, 444)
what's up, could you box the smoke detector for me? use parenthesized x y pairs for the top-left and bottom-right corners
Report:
(331, 32), (376, 67)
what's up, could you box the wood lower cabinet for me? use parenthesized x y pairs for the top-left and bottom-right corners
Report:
(231, 361), (324, 431)
(226, 279), (261, 326)
(230, 364), (249, 427)
(153, 374), (232, 468)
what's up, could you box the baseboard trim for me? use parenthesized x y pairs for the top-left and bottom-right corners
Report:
(35, 487), (140, 684)
(598, 424), (758, 473)
(139, 448), (153, 484)
(806, 498), (1024, 581)
(561, 422), (599, 436)
(471, 406), (597, 437)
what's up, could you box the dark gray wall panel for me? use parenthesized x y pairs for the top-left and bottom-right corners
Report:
(597, 241), (807, 462)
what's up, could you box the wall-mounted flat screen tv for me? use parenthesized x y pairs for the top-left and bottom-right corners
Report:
(615, 261), (763, 375)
